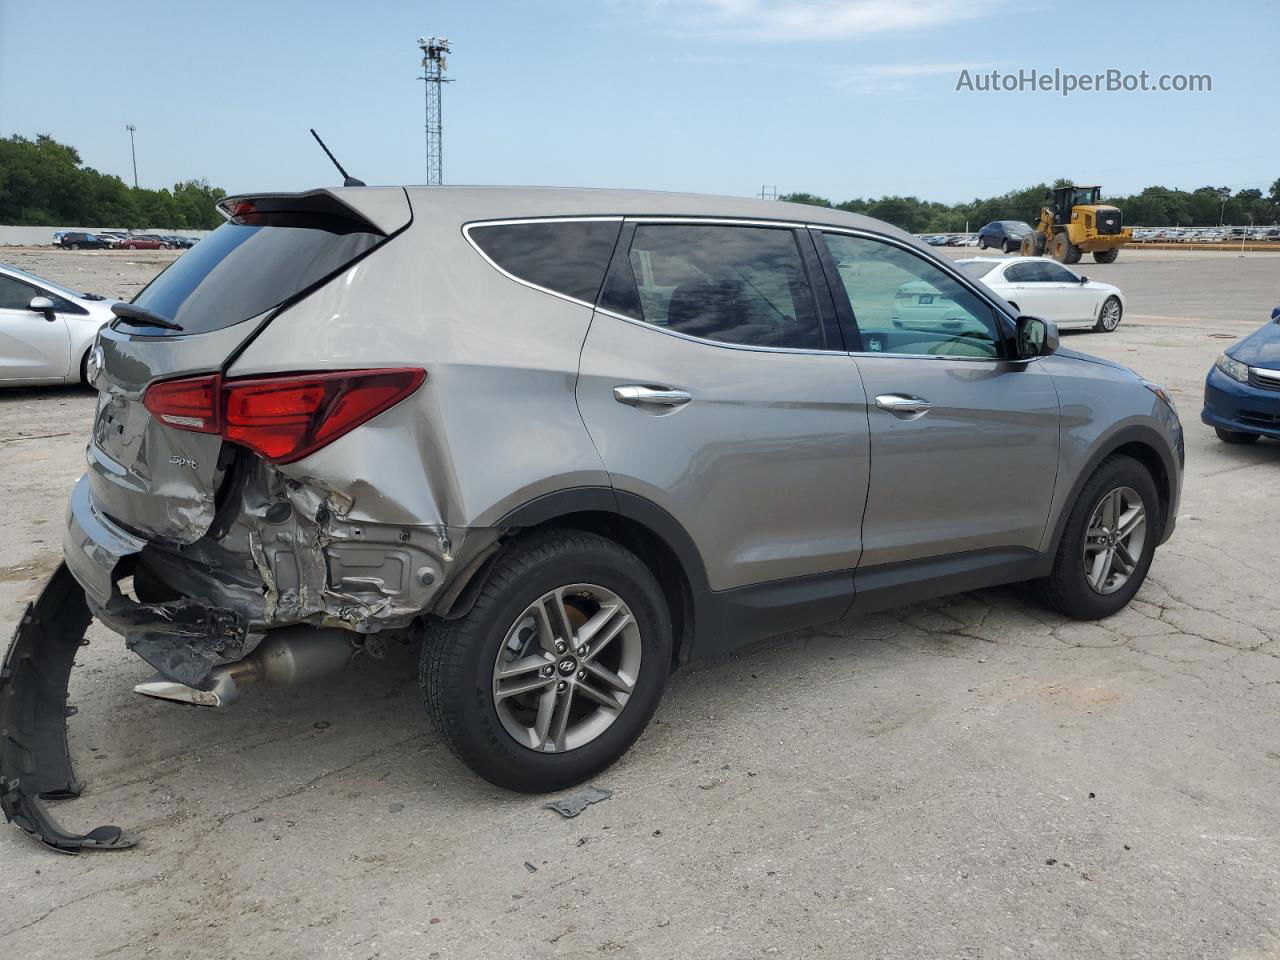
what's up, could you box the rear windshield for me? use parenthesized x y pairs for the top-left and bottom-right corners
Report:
(123, 215), (381, 337)
(958, 261), (1000, 279)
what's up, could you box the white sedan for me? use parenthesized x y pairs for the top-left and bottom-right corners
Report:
(0, 263), (118, 386)
(955, 257), (1125, 332)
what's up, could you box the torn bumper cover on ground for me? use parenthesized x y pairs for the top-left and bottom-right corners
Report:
(0, 564), (135, 852)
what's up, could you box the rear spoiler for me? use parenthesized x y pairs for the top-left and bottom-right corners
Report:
(216, 187), (412, 237)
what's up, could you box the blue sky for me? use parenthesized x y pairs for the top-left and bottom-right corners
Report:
(1, 0), (1276, 203)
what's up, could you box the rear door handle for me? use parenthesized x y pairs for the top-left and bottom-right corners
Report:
(613, 385), (692, 409)
(875, 393), (931, 419)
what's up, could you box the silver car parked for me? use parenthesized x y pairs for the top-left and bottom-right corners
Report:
(1, 188), (1183, 850)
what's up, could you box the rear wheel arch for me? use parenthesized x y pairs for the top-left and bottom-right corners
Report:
(448, 488), (707, 667)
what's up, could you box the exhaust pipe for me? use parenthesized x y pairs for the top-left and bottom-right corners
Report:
(134, 625), (356, 707)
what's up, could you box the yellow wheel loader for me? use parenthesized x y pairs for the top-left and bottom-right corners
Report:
(1021, 185), (1132, 264)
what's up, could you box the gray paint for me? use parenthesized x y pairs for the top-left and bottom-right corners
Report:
(60, 185), (1183, 665)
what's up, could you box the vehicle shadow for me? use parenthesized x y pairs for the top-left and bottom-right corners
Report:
(0, 383), (94, 406)
(57, 579), (1051, 840)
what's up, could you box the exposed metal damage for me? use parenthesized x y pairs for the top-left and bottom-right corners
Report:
(85, 455), (498, 692)
(3, 457), (500, 851)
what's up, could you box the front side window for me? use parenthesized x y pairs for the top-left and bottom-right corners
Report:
(0, 274), (36, 310)
(467, 219), (622, 304)
(822, 233), (1001, 358)
(601, 223), (822, 350)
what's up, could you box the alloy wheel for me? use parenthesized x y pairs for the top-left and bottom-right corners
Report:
(492, 583), (642, 753)
(1100, 299), (1121, 330)
(1081, 486), (1147, 595)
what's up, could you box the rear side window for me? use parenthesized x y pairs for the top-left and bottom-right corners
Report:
(958, 261), (999, 280)
(467, 220), (622, 304)
(124, 215), (382, 337)
(601, 224), (822, 350)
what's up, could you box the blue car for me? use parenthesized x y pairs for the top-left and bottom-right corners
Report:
(1202, 306), (1280, 443)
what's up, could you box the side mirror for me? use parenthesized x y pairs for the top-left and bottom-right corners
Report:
(1272, 305), (1280, 323)
(28, 296), (56, 321)
(1078, 275), (1089, 284)
(1015, 315), (1058, 358)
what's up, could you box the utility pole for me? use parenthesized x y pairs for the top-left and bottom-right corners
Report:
(418, 36), (453, 185)
(126, 124), (138, 188)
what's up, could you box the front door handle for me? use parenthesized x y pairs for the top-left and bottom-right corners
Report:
(875, 393), (931, 419)
(613, 385), (692, 409)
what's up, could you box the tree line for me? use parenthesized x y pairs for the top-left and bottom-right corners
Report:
(0, 134), (226, 229)
(781, 178), (1280, 233)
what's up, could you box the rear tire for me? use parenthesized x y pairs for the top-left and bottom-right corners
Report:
(1092, 248), (1119, 263)
(1215, 426), (1260, 444)
(1035, 455), (1160, 620)
(420, 529), (672, 792)
(70, 243), (80, 250)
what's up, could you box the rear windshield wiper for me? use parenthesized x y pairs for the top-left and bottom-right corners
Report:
(111, 302), (184, 332)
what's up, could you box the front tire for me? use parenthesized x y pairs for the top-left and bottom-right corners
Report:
(978, 238), (988, 250)
(1092, 248), (1119, 263)
(1094, 296), (1123, 332)
(1035, 456), (1160, 620)
(1215, 426), (1259, 444)
(420, 529), (672, 792)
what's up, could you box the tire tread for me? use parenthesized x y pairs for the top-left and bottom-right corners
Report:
(419, 528), (668, 790)
(1036, 454), (1157, 619)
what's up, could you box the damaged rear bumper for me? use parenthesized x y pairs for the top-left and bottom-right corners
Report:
(0, 564), (134, 852)
(64, 476), (252, 688)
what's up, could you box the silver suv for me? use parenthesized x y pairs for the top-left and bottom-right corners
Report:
(2, 188), (1182, 850)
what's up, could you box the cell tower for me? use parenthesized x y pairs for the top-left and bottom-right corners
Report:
(418, 36), (453, 185)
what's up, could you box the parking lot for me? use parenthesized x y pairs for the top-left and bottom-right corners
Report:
(2, 245), (1278, 959)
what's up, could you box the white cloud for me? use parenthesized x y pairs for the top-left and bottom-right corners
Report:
(827, 61), (993, 90)
(644, 0), (1000, 40)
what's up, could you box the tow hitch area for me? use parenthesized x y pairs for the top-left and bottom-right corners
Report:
(0, 564), (135, 852)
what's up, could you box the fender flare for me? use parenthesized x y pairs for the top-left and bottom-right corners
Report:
(494, 486), (712, 596)
(477, 487), (714, 660)
(1046, 423), (1180, 556)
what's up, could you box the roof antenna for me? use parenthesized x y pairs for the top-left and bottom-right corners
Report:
(310, 128), (366, 187)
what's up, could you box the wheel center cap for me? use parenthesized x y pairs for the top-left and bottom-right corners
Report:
(558, 657), (578, 676)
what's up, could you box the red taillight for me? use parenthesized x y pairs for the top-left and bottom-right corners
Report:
(142, 374), (221, 433)
(143, 368), (425, 464)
